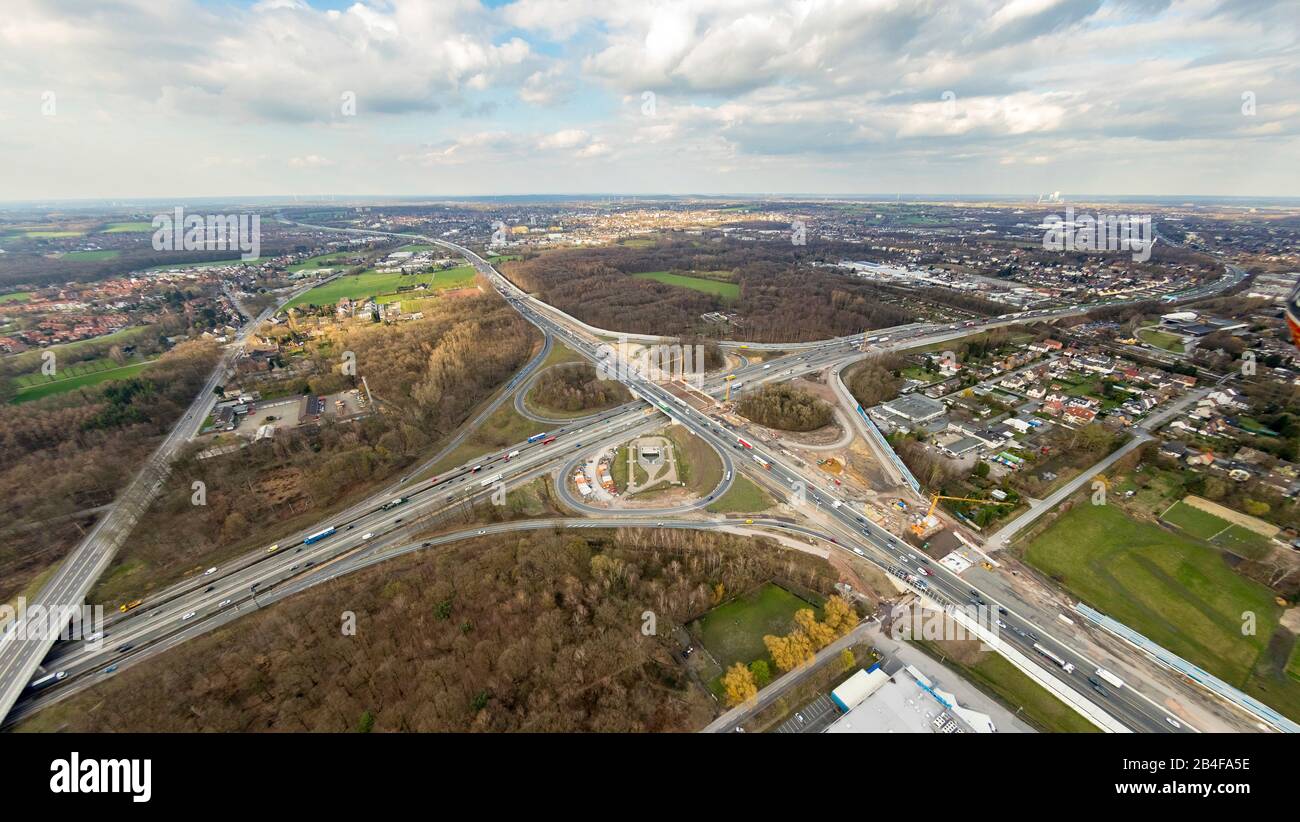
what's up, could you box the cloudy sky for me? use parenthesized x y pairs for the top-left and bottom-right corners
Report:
(1, 0), (1296, 200)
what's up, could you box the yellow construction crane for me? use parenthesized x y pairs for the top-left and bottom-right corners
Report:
(912, 493), (1000, 536)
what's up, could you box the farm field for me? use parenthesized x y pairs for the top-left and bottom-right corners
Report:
(62, 249), (120, 261)
(285, 265), (476, 310)
(11, 359), (154, 403)
(4, 326), (155, 373)
(101, 221), (154, 233)
(633, 270), (740, 300)
(24, 229), (84, 238)
(0, 291), (32, 304)
(1023, 503), (1300, 721)
(377, 265), (476, 302)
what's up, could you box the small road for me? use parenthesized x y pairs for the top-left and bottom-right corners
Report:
(985, 382), (1217, 551)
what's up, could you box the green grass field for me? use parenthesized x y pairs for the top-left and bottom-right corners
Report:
(101, 221), (154, 233)
(633, 270), (740, 300)
(1160, 499), (1231, 539)
(62, 249), (120, 261)
(1137, 324), (1186, 353)
(901, 366), (943, 384)
(1160, 500), (1273, 560)
(11, 360), (154, 403)
(706, 475), (772, 513)
(284, 265), (476, 310)
(691, 583), (814, 672)
(0, 291), (32, 304)
(1024, 504), (1300, 720)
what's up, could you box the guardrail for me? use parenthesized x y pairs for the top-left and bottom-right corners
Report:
(853, 403), (921, 494)
(1073, 602), (1299, 733)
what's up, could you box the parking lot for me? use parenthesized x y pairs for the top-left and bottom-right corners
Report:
(774, 694), (839, 734)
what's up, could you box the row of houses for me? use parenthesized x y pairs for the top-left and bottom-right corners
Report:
(1158, 441), (1300, 497)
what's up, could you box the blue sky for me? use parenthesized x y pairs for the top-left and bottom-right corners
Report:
(1, 0), (1296, 199)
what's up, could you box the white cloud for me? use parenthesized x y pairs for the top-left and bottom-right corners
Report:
(0, 0), (1297, 197)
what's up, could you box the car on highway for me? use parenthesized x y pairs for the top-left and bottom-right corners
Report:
(203, 567), (217, 576)
(181, 611), (196, 621)
(103, 665), (118, 675)
(1165, 717), (1182, 729)
(116, 644), (134, 653)
(219, 599), (232, 608)
(917, 567), (931, 576)
(362, 532), (374, 540)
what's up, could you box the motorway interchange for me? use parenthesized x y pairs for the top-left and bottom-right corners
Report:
(1, 230), (1249, 731)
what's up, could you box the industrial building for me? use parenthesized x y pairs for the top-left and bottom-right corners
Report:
(824, 665), (997, 734)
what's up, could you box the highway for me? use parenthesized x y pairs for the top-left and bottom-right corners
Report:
(0, 277), (325, 721)
(423, 236), (1205, 732)
(2, 226), (1249, 730)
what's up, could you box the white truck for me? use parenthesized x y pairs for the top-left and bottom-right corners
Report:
(1095, 668), (1125, 689)
(1032, 643), (1075, 674)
